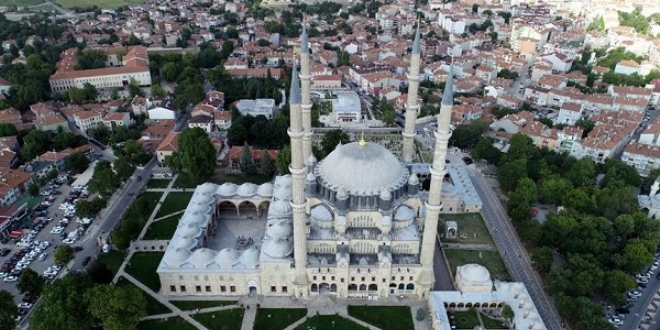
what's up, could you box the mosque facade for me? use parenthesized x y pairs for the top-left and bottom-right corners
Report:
(157, 23), (479, 300)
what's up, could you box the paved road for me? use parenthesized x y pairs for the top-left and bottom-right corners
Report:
(468, 171), (564, 329)
(619, 272), (660, 330)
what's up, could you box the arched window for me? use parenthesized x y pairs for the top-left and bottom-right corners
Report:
(368, 284), (377, 291)
(406, 283), (415, 290)
(359, 284), (367, 291)
(311, 284), (318, 292)
(398, 283), (405, 290)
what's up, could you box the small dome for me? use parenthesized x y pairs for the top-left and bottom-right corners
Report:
(336, 187), (348, 199)
(240, 247), (260, 266)
(194, 193), (214, 205)
(218, 183), (237, 196)
(165, 248), (191, 266)
(441, 183), (457, 196)
(311, 205), (333, 221)
(215, 248), (240, 266)
(262, 238), (293, 259)
(306, 171), (316, 182)
(257, 182), (274, 197)
(171, 236), (197, 250)
(394, 206), (414, 221)
(188, 248), (217, 266)
(460, 264), (492, 285)
(275, 175), (292, 188)
(307, 154), (317, 164)
(237, 183), (258, 197)
(178, 223), (202, 238)
(199, 183), (217, 195)
(273, 185), (292, 199)
(190, 203), (210, 214)
(380, 187), (391, 200)
(182, 213), (206, 227)
(408, 174), (419, 185)
(266, 220), (293, 239)
(270, 200), (292, 216)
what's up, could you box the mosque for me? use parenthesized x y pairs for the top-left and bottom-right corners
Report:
(156, 23), (478, 300)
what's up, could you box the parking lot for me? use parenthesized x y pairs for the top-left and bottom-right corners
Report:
(0, 175), (100, 317)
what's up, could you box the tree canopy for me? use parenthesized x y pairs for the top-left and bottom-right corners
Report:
(0, 290), (17, 330)
(84, 284), (147, 330)
(177, 127), (217, 183)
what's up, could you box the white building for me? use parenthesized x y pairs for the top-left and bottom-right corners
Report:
(331, 91), (361, 123)
(74, 111), (103, 132)
(187, 114), (214, 133)
(622, 142), (660, 176)
(555, 102), (583, 125)
(148, 106), (177, 120)
(235, 99), (276, 119)
(49, 46), (152, 93)
(429, 264), (547, 330)
(614, 60), (641, 75)
(102, 112), (133, 131)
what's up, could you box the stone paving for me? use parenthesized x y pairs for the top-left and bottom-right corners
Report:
(108, 175), (431, 330)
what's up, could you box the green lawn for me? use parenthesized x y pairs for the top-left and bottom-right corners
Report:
(441, 213), (495, 245)
(143, 215), (181, 240)
(444, 250), (511, 281)
(480, 312), (508, 329)
(216, 174), (272, 185)
(192, 309), (244, 330)
(125, 252), (165, 292)
(137, 317), (196, 330)
(450, 310), (480, 329)
(170, 300), (237, 310)
(55, 0), (147, 9)
(0, 0), (44, 7)
(155, 192), (193, 218)
(347, 306), (414, 330)
(254, 308), (307, 330)
(293, 315), (368, 330)
(147, 178), (171, 189)
(116, 278), (171, 316)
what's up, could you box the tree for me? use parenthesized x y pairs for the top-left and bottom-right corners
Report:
(67, 87), (87, 104)
(531, 246), (553, 273)
(604, 270), (637, 306)
(53, 245), (75, 267)
(507, 133), (535, 161)
(275, 144), (291, 175)
(178, 127), (217, 183)
(28, 183), (39, 197)
(82, 83), (97, 101)
(240, 142), (255, 174)
(128, 78), (143, 97)
(75, 197), (107, 219)
(0, 123), (17, 137)
(31, 273), (94, 330)
(84, 284), (147, 330)
(64, 152), (90, 175)
(320, 129), (350, 159)
(260, 150), (276, 177)
(163, 152), (182, 172)
(20, 129), (49, 161)
(498, 158), (527, 192)
(17, 269), (45, 297)
(113, 156), (136, 182)
(0, 290), (17, 330)
(614, 240), (654, 273)
(88, 161), (120, 197)
(449, 120), (489, 150)
(540, 176), (573, 205)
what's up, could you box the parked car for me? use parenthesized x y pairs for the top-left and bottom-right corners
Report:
(82, 256), (91, 266)
(0, 249), (9, 256)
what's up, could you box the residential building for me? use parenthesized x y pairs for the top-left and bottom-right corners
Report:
(214, 111), (232, 130)
(102, 112), (133, 131)
(74, 110), (103, 132)
(188, 115), (214, 133)
(614, 60), (641, 75)
(555, 102), (583, 125)
(311, 75), (342, 89)
(0, 169), (33, 206)
(235, 99), (277, 119)
(156, 131), (179, 163)
(227, 145), (278, 173)
(622, 142), (660, 176)
(489, 111), (534, 134)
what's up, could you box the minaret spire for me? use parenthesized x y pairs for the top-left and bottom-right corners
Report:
(418, 60), (454, 297)
(300, 16), (313, 164)
(287, 63), (309, 296)
(401, 18), (423, 163)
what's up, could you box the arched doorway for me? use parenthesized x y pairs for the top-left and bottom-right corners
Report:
(348, 284), (357, 292)
(389, 283), (396, 294)
(368, 284), (377, 292)
(330, 284), (337, 293)
(319, 283), (330, 294)
(247, 280), (259, 296)
(359, 284), (367, 291)
(258, 201), (270, 217)
(238, 201), (258, 218)
(311, 283), (318, 293)
(217, 201), (237, 217)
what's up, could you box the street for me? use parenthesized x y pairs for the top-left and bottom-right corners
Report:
(468, 170), (564, 329)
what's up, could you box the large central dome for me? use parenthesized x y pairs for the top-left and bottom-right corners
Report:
(317, 141), (408, 195)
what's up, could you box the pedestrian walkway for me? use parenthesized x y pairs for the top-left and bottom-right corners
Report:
(240, 306), (257, 330)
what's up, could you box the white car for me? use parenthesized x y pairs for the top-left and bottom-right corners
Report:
(608, 318), (624, 326)
(3, 276), (17, 282)
(38, 253), (47, 261)
(17, 302), (33, 309)
(628, 290), (642, 298)
(50, 227), (64, 235)
(62, 238), (76, 245)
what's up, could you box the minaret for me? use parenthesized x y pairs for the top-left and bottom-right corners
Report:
(418, 62), (454, 297)
(300, 18), (313, 164)
(287, 64), (309, 296)
(401, 20), (423, 163)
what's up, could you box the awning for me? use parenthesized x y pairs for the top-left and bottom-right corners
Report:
(9, 230), (22, 239)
